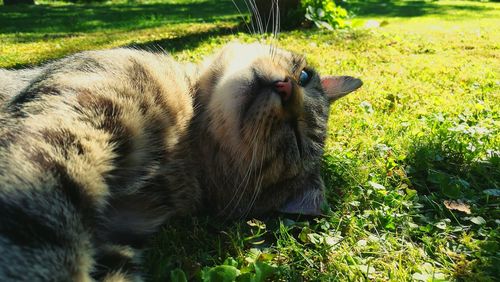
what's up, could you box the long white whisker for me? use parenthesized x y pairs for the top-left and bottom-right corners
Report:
(220, 148), (254, 217)
(242, 120), (267, 219)
(242, 0), (257, 35)
(222, 116), (263, 218)
(273, 0), (280, 59)
(248, 0), (264, 35)
(268, 0), (275, 54)
(264, 0), (274, 34)
(276, 0), (280, 39)
(229, 129), (261, 218)
(232, 0), (253, 35)
(276, 1), (280, 39)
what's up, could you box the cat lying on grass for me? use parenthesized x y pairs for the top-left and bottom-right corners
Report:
(0, 43), (361, 281)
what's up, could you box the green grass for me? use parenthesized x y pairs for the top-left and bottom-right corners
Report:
(2, 0), (499, 281)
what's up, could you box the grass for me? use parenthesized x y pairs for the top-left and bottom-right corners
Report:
(1, 0), (499, 281)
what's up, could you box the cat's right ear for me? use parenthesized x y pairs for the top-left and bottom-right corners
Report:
(321, 76), (362, 103)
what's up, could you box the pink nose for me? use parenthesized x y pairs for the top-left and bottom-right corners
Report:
(274, 78), (292, 102)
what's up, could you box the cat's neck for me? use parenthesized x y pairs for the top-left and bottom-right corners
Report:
(183, 98), (253, 216)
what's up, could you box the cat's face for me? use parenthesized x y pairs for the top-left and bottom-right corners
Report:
(197, 43), (362, 217)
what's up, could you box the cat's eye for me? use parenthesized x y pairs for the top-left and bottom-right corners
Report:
(298, 70), (311, 86)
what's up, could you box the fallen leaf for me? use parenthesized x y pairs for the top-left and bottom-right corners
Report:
(443, 200), (471, 214)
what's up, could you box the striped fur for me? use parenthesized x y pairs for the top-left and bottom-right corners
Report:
(0, 43), (361, 281)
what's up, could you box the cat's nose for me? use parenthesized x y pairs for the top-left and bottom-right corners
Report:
(273, 78), (292, 102)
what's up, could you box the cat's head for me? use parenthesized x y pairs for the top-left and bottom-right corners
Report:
(196, 43), (362, 218)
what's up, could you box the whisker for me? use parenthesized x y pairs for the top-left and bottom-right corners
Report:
(229, 133), (260, 218)
(242, 119), (267, 219)
(248, 0), (264, 35)
(242, 0), (257, 35)
(276, 0), (280, 39)
(232, 0), (254, 35)
(264, 0), (274, 33)
(268, 0), (275, 55)
(221, 116), (263, 218)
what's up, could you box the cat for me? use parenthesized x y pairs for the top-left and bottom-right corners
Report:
(0, 42), (362, 281)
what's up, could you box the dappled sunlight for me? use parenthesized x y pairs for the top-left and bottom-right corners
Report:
(0, 0), (245, 67)
(345, 0), (498, 19)
(1, 0), (498, 280)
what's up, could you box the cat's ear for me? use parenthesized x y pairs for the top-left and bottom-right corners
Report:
(321, 76), (362, 102)
(278, 175), (326, 216)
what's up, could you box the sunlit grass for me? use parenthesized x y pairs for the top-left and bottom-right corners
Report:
(1, 0), (499, 281)
(0, 0), (243, 67)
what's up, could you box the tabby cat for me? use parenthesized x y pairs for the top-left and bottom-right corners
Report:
(0, 43), (362, 281)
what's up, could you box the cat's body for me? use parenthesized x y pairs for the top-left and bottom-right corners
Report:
(0, 43), (361, 281)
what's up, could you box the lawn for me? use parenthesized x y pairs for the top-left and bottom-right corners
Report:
(1, 0), (499, 281)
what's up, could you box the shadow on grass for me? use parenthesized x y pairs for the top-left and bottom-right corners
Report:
(407, 137), (499, 200)
(0, 0), (245, 35)
(128, 25), (238, 53)
(144, 213), (293, 281)
(144, 217), (230, 281)
(3, 24), (239, 70)
(343, 0), (495, 18)
(405, 137), (499, 280)
(0, 0), (496, 41)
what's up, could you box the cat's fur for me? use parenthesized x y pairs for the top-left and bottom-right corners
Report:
(0, 43), (361, 281)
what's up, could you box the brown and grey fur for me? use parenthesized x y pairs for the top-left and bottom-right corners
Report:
(0, 43), (361, 281)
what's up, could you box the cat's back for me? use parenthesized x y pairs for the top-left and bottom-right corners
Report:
(0, 68), (45, 102)
(0, 48), (197, 280)
(3, 48), (193, 116)
(1, 47), (196, 195)
(0, 49), (193, 176)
